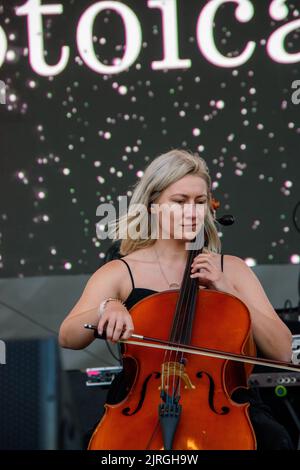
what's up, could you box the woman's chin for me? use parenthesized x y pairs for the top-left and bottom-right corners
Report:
(181, 229), (198, 240)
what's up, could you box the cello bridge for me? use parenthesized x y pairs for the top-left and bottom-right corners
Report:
(159, 361), (195, 390)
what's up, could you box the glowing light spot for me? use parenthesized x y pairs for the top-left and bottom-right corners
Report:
(216, 100), (225, 109)
(290, 254), (300, 264)
(252, 220), (260, 230)
(6, 50), (16, 61)
(245, 257), (256, 267)
(37, 191), (46, 199)
(118, 85), (127, 95)
(9, 93), (17, 103)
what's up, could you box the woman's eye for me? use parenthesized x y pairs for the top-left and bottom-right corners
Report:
(173, 200), (206, 204)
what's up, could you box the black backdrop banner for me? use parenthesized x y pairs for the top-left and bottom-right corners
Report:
(0, 0), (299, 277)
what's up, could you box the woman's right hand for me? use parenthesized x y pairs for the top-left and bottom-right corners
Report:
(98, 301), (134, 342)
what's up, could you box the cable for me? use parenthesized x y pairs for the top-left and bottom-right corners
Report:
(292, 201), (300, 234)
(283, 299), (294, 311)
(105, 339), (122, 365)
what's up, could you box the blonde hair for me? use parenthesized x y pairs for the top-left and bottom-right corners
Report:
(109, 149), (221, 255)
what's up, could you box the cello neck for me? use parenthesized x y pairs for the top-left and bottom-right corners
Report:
(169, 228), (205, 345)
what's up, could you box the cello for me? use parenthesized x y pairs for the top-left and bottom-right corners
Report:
(86, 201), (259, 450)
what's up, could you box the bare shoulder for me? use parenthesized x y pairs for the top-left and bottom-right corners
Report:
(82, 259), (129, 297)
(121, 247), (156, 264)
(222, 254), (270, 304)
(207, 252), (247, 274)
(89, 258), (127, 283)
(221, 254), (283, 321)
(221, 254), (250, 287)
(63, 259), (131, 321)
(223, 254), (247, 270)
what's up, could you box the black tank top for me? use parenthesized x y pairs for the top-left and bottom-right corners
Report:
(119, 254), (224, 310)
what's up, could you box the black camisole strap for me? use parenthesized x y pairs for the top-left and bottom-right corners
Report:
(119, 258), (135, 290)
(119, 256), (223, 290)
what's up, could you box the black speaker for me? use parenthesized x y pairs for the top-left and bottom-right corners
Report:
(66, 370), (110, 449)
(0, 336), (82, 450)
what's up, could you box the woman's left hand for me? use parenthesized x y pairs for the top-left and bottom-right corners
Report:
(190, 252), (225, 290)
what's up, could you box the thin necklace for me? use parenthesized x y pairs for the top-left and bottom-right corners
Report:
(153, 246), (182, 289)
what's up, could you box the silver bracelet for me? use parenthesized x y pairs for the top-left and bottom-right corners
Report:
(98, 297), (126, 318)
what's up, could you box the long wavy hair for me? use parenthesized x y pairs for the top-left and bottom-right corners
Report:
(109, 149), (221, 256)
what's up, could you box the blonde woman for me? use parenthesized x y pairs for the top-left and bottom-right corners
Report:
(59, 149), (294, 449)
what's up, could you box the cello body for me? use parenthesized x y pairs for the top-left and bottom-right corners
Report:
(88, 289), (257, 450)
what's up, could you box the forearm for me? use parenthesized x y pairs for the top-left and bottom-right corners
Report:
(245, 306), (292, 362)
(59, 307), (99, 350)
(213, 279), (293, 363)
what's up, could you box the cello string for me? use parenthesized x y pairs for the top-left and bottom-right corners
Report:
(172, 226), (204, 401)
(168, 242), (195, 404)
(162, 249), (188, 405)
(162, 233), (192, 404)
(176, 248), (198, 400)
(160, 230), (190, 403)
(171, 228), (201, 345)
(171, 243), (197, 402)
(160, 223), (204, 407)
(167, 226), (204, 405)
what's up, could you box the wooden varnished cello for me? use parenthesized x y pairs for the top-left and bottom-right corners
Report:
(85, 197), (261, 450)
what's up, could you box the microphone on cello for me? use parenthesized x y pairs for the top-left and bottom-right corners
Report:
(210, 196), (235, 226)
(216, 214), (235, 226)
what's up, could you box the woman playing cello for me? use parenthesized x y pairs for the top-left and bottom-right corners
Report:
(59, 149), (294, 449)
